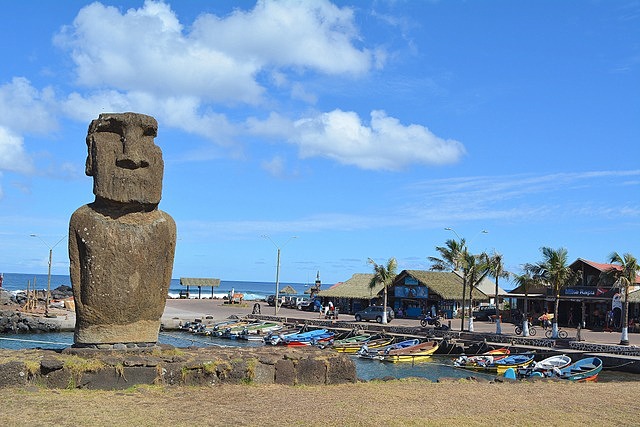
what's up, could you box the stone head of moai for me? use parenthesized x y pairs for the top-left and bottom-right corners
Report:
(86, 112), (163, 207)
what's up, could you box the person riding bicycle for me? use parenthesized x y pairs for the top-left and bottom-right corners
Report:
(539, 311), (552, 329)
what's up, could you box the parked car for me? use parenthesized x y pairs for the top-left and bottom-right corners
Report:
(281, 296), (306, 309)
(472, 306), (498, 321)
(297, 298), (321, 311)
(266, 295), (276, 306)
(354, 306), (394, 323)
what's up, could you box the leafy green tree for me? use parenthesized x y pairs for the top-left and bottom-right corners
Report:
(368, 257), (398, 324)
(601, 252), (639, 345)
(529, 247), (578, 338)
(485, 251), (509, 334)
(429, 239), (468, 330)
(428, 238), (467, 271)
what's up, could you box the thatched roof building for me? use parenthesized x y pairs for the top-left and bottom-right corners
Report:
(179, 277), (221, 299)
(317, 274), (380, 299)
(279, 285), (298, 295)
(398, 270), (487, 300)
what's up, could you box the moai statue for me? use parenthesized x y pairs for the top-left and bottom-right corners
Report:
(69, 112), (176, 346)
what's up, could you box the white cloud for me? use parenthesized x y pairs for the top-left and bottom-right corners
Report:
(0, 126), (35, 174)
(0, 78), (51, 177)
(246, 112), (294, 137)
(54, 1), (263, 105)
(191, 0), (374, 75)
(48, 0), (388, 162)
(292, 109), (466, 170)
(402, 170), (640, 223)
(61, 90), (238, 147)
(54, 0), (374, 108)
(0, 77), (58, 134)
(261, 155), (286, 177)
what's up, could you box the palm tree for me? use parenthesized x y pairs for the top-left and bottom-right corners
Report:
(511, 265), (538, 337)
(429, 239), (467, 330)
(464, 251), (490, 332)
(428, 238), (467, 271)
(529, 247), (578, 338)
(368, 257), (398, 324)
(601, 252), (639, 346)
(485, 251), (509, 334)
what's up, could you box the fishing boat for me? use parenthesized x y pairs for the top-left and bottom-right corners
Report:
(266, 328), (333, 346)
(456, 353), (534, 374)
(339, 336), (395, 354)
(515, 354), (572, 378)
(333, 335), (391, 353)
(357, 339), (420, 360)
(285, 330), (335, 347)
(333, 334), (371, 344)
(453, 348), (511, 367)
(216, 321), (256, 338)
(556, 357), (603, 382)
(237, 322), (282, 340)
(202, 319), (245, 335)
(262, 325), (302, 344)
(492, 354), (536, 374)
(380, 340), (440, 363)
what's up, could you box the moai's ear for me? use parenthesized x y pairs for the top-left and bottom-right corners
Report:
(85, 134), (95, 177)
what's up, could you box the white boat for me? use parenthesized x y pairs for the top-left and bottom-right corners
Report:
(517, 354), (571, 378)
(533, 354), (571, 372)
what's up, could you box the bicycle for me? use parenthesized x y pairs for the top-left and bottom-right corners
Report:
(545, 327), (569, 339)
(514, 321), (537, 336)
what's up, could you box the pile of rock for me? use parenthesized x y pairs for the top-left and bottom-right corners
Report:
(0, 310), (62, 333)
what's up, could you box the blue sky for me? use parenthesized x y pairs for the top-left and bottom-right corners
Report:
(1, 0), (638, 288)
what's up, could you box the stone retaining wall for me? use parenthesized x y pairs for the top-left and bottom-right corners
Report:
(0, 345), (356, 390)
(569, 341), (640, 356)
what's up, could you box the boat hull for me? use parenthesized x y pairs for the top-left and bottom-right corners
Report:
(380, 341), (440, 363)
(558, 357), (603, 381)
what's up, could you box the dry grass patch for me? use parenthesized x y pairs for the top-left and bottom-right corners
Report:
(0, 379), (638, 426)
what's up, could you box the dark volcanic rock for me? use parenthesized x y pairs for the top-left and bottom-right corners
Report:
(40, 358), (64, 374)
(275, 358), (296, 385)
(0, 346), (356, 390)
(69, 112), (176, 345)
(297, 357), (327, 385)
(0, 361), (29, 387)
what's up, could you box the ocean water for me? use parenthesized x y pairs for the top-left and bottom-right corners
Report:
(0, 272), (313, 301)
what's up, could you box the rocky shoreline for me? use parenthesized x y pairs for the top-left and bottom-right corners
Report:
(1, 289), (74, 333)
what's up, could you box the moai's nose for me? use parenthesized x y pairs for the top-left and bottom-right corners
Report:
(116, 126), (150, 169)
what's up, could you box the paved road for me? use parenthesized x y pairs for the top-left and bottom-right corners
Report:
(162, 299), (640, 347)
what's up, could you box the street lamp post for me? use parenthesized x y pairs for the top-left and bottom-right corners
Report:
(30, 234), (66, 317)
(444, 227), (488, 332)
(262, 235), (297, 315)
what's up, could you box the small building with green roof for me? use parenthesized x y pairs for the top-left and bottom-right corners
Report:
(317, 270), (490, 318)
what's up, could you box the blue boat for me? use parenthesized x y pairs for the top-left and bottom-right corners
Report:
(556, 357), (603, 382)
(493, 354), (535, 374)
(266, 328), (333, 346)
(457, 353), (534, 374)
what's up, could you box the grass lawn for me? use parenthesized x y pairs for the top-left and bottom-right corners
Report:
(0, 378), (637, 426)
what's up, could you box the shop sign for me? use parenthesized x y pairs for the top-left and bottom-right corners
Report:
(561, 287), (618, 298)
